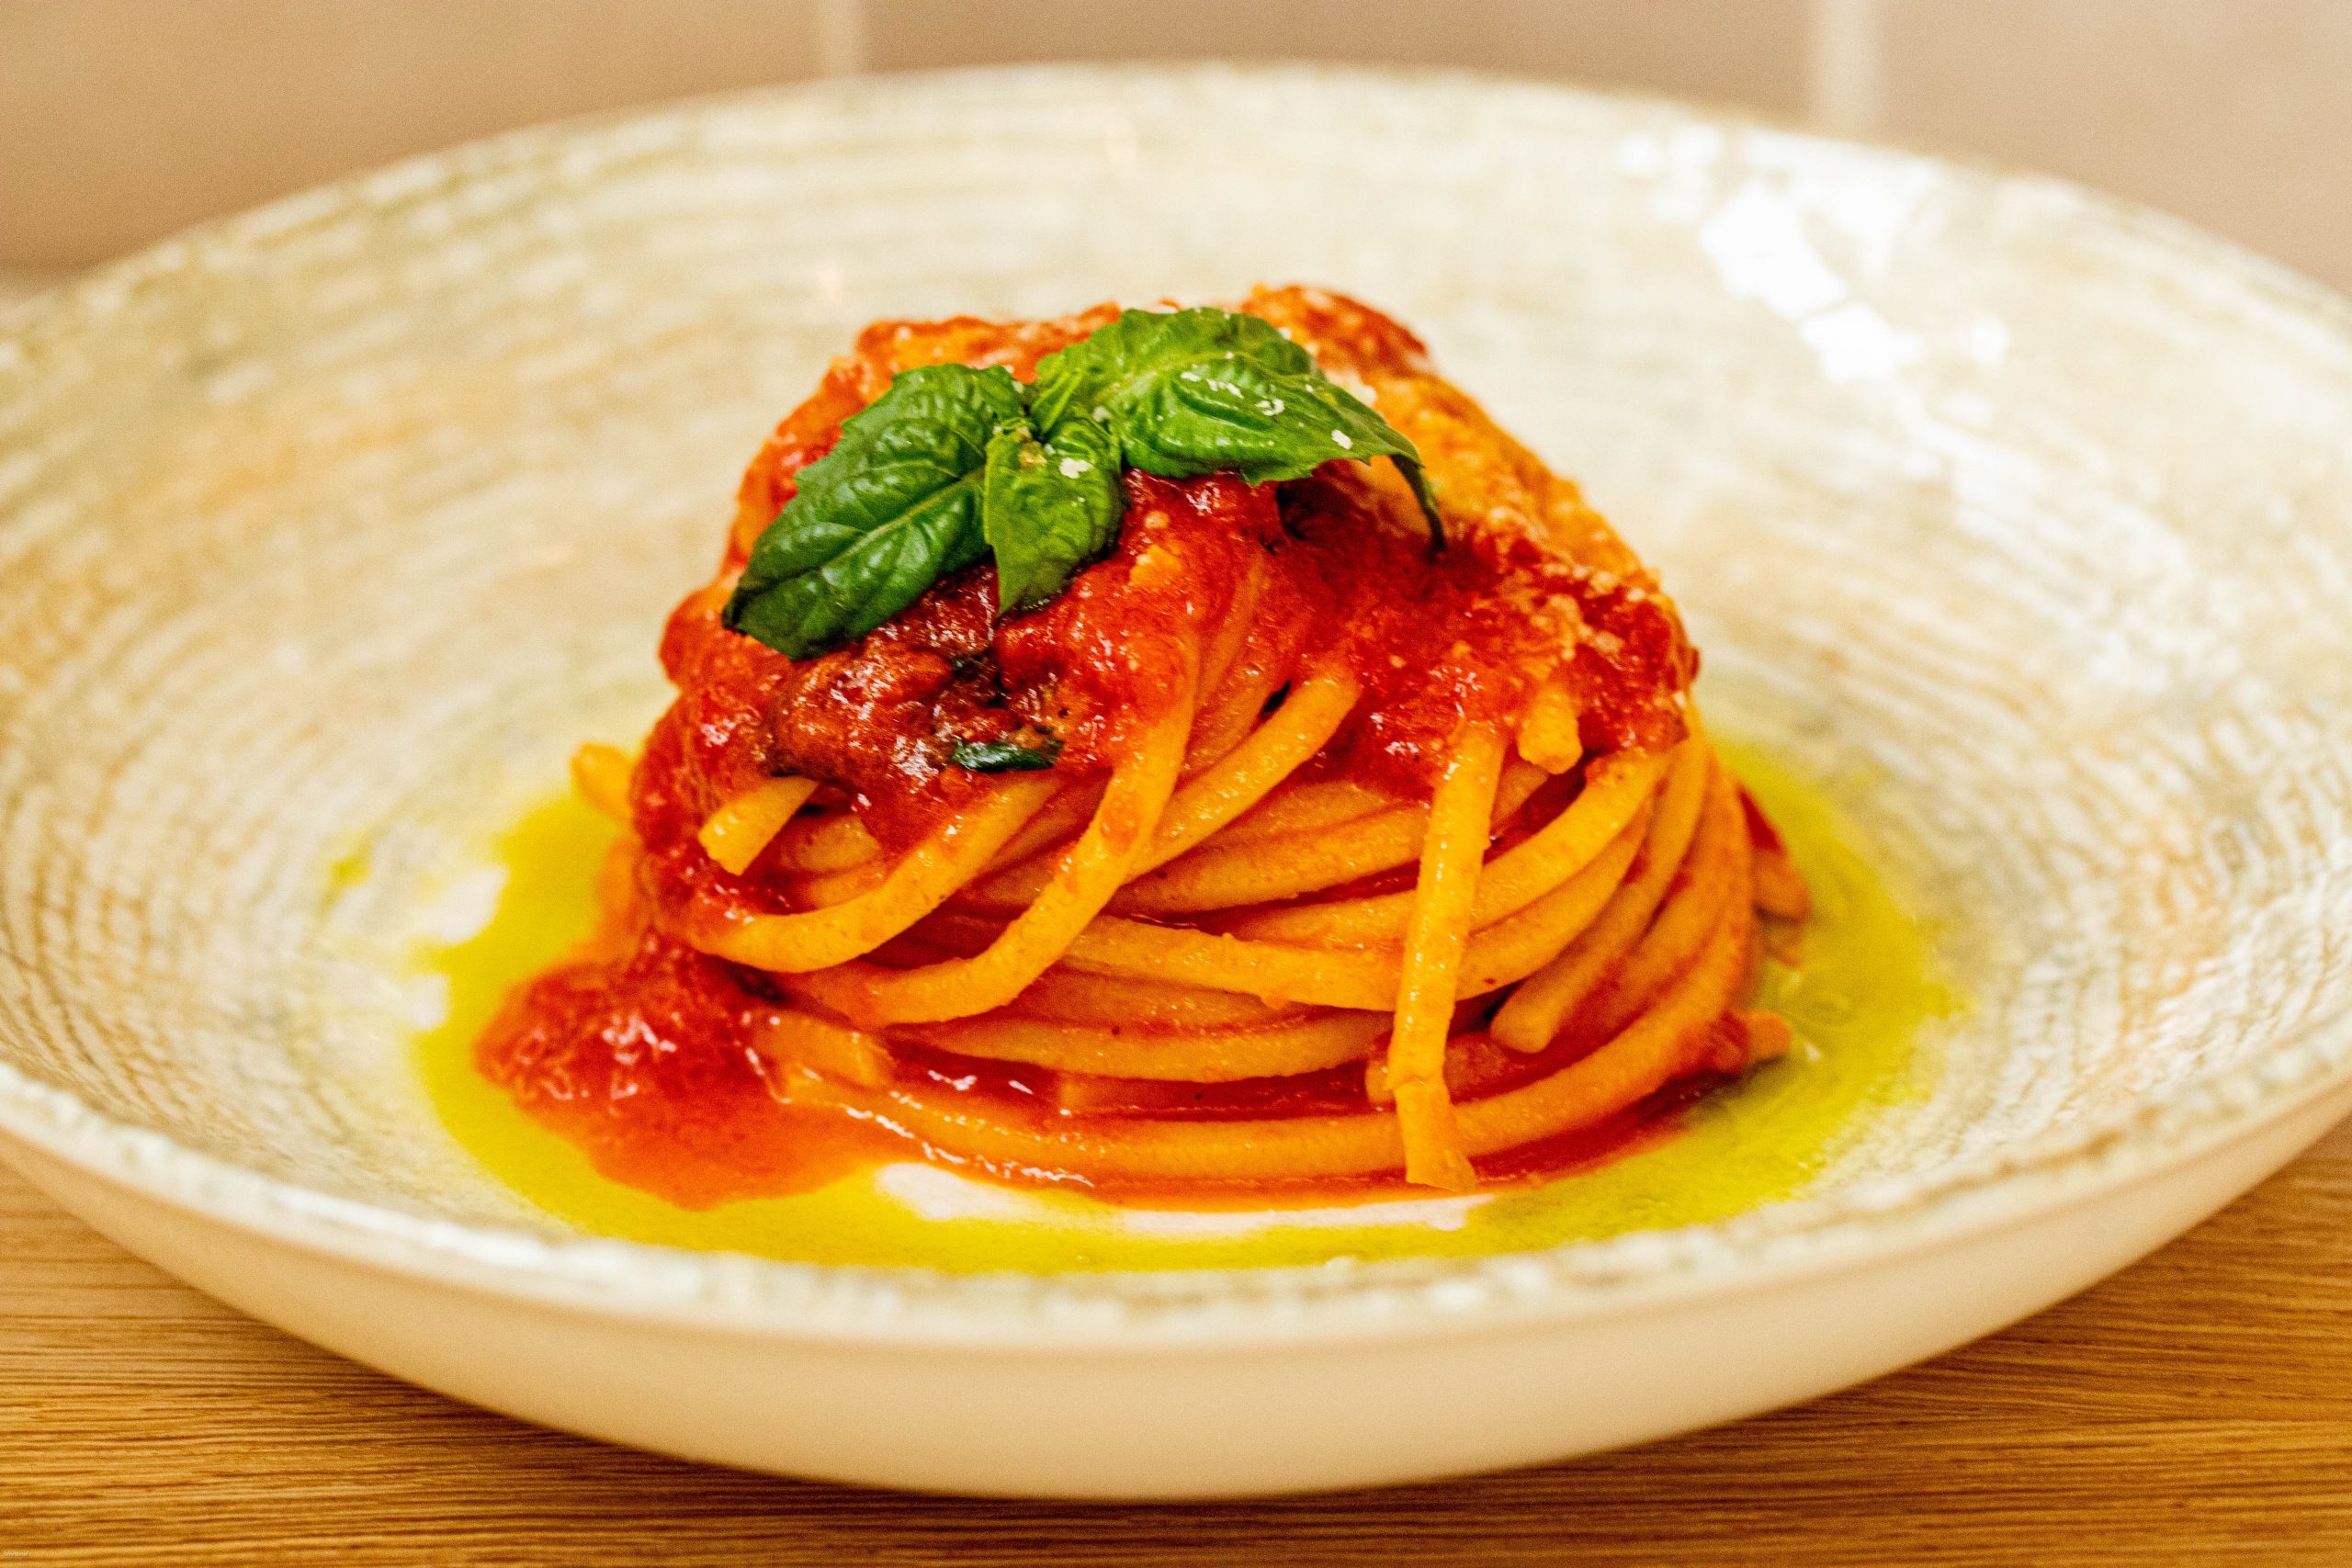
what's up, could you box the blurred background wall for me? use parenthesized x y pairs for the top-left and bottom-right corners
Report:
(3, 0), (2349, 292)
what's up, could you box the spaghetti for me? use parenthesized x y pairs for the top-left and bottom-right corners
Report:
(478, 287), (1809, 1201)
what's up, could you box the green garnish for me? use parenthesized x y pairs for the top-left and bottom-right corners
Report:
(722, 307), (1441, 660)
(981, 416), (1122, 616)
(945, 737), (1064, 773)
(722, 365), (1018, 660)
(1026, 306), (1441, 544)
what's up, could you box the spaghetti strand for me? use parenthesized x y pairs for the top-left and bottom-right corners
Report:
(1386, 724), (1506, 1190)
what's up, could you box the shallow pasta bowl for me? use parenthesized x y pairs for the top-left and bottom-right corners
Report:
(6, 65), (2352, 1498)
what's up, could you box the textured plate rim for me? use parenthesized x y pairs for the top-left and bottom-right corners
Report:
(5, 62), (2352, 1348)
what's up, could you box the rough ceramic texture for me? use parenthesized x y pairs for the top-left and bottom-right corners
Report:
(3, 65), (2352, 1343)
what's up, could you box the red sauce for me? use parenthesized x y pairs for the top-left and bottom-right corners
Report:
(479, 289), (1716, 1213)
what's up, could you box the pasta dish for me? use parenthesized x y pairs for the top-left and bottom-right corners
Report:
(479, 287), (1809, 1203)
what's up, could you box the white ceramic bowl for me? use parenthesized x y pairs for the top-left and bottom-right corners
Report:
(6, 65), (2352, 1498)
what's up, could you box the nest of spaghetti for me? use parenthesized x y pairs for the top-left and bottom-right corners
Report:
(489, 287), (1811, 1201)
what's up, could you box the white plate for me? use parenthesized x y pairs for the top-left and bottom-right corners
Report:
(4, 65), (2352, 1497)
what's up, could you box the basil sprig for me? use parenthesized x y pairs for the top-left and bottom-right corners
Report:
(723, 307), (1442, 660)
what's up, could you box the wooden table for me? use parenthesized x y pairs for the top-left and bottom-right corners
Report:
(4, 1117), (2348, 1566)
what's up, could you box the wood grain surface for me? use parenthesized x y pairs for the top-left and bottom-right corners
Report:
(2, 1117), (2347, 1566)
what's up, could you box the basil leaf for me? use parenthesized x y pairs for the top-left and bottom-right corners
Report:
(982, 416), (1123, 616)
(722, 364), (1026, 660)
(946, 737), (1062, 773)
(1028, 307), (1443, 546)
